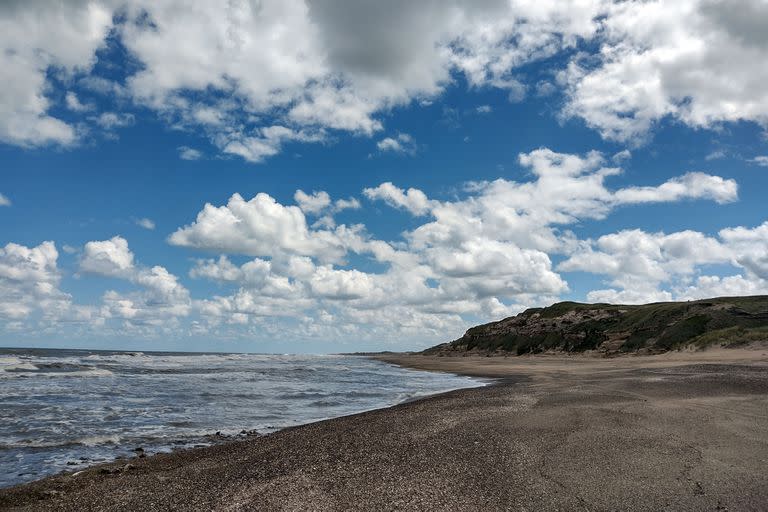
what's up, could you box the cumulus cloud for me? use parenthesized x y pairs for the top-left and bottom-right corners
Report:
(80, 236), (191, 328)
(1, 142), (762, 343)
(309, 266), (376, 301)
(397, 148), (733, 255)
(562, 0), (768, 142)
(560, 222), (768, 304)
(333, 197), (361, 212)
(0, 193), (10, 207)
(0, 0), (611, 158)
(294, 190), (332, 215)
(719, 221), (768, 280)
(677, 275), (768, 301)
(376, 133), (417, 155)
(0, 1), (111, 147)
(560, 230), (730, 294)
(168, 192), (360, 263)
(750, 156), (768, 167)
(293, 190), (362, 219)
(0, 241), (60, 294)
(221, 126), (325, 163)
(3, 0), (766, 156)
(135, 218), (156, 230)
(363, 182), (435, 216)
(0, 241), (92, 324)
(164, 146), (749, 342)
(80, 236), (136, 278)
(613, 172), (738, 205)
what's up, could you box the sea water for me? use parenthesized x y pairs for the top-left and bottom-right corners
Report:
(0, 348), (483, 487)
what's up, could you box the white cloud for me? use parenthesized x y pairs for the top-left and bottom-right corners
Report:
(1, 143), (760, 343)
(294, 190), (332, 215)
(168, 192), (358, 263)
(677, 274), (768, 301)
(94, 112), (135, 130)
(476, 105), (492, 114)
(221, 126), (325, 163)
(613, 172), (738, 205)
(293, 190), (361, 230)
(0, 0), (613, 158)
(535, 80), (556, 97)
(719, 221), (768, 280)
(190, 256), (249, 283)
(750, 156), (768, 167)
(309, 266), (376, 301)
(405, 148), (732, 253)
(287, 85), (382, 135)
(560, 221), (768, 304)
(563, 0), (768, 142)
(376, 133), (417, 155)
(80, 236), (191, 328)
(80, 236), (136, 278)
(131, 266), (191, 315)
(0, 193), (10, 207)
(136, 218), (156, 230)
(612, 149), (631, 163)
(0, 1), (112, 147)
(0, 241), (60, 291)
(3, 0), (768, 157)
(506, 82), (527, 103)
(586, 287), (673, 305)
(178, 146), (203, 160)
(705, 150), (727, 161)
(65, 92), (93, 113)
(364, 182), (434, 216)
(560, 229), (731, 288)
(100, 265), (192, 327)
(0, 241), (85, 323)
(425, 239), (567, 297)
(333, 197), (361, 212)
(167, 146), (747, 343)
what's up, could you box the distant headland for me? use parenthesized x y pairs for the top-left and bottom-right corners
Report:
(425, 296), (768, 356)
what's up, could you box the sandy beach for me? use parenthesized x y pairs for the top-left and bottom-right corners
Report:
(1, 347), (767, 511)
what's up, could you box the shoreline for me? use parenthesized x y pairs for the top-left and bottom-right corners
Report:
(372, 345), (768, 378)
(0, 351), (482, 491)
(2, 347), (767, 510)
(0, 359), (489, 492)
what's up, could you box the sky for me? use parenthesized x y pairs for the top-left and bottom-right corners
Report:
(1, 0), (768, 353)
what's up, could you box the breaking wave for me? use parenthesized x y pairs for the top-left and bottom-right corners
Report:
(0, 348), (485, 488)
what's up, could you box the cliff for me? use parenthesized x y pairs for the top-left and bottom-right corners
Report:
(424, 296), (768, 356)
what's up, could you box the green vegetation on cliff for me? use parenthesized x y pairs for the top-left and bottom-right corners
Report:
(425, 296), (768, 355)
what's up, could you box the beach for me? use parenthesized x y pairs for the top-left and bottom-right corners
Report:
(0, 350), (479, 488)
(1, 347), (767, 511)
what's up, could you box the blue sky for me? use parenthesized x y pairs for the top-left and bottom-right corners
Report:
(1, 1), (767, 353)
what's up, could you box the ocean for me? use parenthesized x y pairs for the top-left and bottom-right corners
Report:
(0, 348), (483, 488)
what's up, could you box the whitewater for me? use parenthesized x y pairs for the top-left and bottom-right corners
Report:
(0, 348), (484, 487)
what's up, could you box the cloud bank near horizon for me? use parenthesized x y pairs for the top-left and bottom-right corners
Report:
(2, 148), (765, 345)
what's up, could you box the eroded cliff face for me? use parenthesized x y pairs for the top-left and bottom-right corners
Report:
(425, 297), (768, 356)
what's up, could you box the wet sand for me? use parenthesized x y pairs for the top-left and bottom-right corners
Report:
(2, 348), (767, 511)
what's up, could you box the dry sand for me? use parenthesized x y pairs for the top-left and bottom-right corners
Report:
(1, 347), (767, 511)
